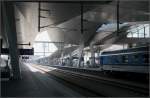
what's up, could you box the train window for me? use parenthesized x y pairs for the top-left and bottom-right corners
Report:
(133, 54), (139, 62)
(115, 56), (120, 63)
(122, 55), (128, 63)
(107, 56), (112, 64)
(142, 54), (149, 63)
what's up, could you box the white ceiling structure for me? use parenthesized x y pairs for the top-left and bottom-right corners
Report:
(1, 1), (149, 50)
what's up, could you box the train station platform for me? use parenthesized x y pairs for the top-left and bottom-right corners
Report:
(1, 63), (92, 97)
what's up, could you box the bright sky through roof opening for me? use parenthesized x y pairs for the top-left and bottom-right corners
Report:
(33, 31), (58, 57)
(35, 31), (50, 41)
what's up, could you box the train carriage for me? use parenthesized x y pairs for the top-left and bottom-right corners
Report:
(100, 46), (149, 74)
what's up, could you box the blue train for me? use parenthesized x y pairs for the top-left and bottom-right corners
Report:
(100, 46), (149, 74)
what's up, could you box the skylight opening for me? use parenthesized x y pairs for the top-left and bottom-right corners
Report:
(127, 24), (150, 38)
(33, 31), (58, 57)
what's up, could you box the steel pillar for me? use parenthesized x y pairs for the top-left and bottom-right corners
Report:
(2, 2), (21, 80)
(61, 43), (64, 66)
(78, 43), (84, 68)
(77, 2), (84, 68)
(90, 43), (95, 67)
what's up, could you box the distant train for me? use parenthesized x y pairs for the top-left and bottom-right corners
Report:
(100, 46), (149, 74)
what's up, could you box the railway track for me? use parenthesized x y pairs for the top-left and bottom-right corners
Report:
(30, 64), (149, 97)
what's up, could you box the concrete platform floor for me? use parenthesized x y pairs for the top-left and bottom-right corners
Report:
(1, 63), (95, 97)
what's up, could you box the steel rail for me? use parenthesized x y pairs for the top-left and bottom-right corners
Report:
(31, 64), (149, 96)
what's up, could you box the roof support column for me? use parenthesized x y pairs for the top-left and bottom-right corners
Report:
(90, 43), (95, 67)
(69, 54), (73, 67)
(78, 2), (84, 68)
(61, 43), (64, 66)
(2, 2), (21, 80)
(117, 0), (120, 35)
(78, 44), (84, 68)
